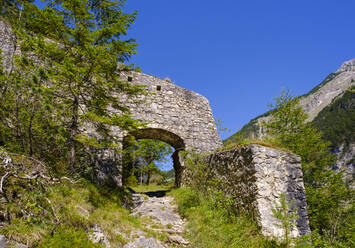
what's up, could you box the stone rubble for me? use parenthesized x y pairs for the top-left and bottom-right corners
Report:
(0, 235), (27, 248)
(89, 225), (111, 248)
(123, 236), (164, 248)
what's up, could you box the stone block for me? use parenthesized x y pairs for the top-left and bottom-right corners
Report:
(199, 144), (311, 239)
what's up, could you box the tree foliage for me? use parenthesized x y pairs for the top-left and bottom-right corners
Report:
(129, 139), (173, 185)
(272, 193), (299, 248)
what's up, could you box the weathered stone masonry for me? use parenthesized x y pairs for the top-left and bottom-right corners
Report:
(198, 144), (310, 238)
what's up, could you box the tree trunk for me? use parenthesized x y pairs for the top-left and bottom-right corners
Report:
(140, 168), (143, 185)
(147, 171), (151, 185)
(15, 100), (25, 153)
(28, 105), (35, 156)
(69, 97), (79, 171)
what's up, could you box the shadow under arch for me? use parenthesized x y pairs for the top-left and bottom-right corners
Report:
(123, 128), (185, 188)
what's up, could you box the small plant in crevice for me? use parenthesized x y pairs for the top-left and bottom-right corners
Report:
(272, 193), (299, 248)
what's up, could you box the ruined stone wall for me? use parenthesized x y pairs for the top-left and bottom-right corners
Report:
(103, 72), (223, 186)
(200, 144), (310, 238)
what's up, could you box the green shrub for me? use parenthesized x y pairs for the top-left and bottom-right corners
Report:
(126, 175), (139, 186)
(171, 187), (200, 218)
(272, 193), (299, 248)
(37, 225), (103, 248)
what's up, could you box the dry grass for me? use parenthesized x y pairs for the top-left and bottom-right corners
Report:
(218, 139), (291, 153)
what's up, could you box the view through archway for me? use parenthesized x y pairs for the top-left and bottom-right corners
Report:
(122, 128), (185, 189)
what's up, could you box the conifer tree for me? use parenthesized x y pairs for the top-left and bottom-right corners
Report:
(0, 3), (64, 161)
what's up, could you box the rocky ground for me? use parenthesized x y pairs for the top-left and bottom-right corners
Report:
(123, 191), (190, 248)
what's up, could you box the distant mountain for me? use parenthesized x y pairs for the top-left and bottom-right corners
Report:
(298, 58), (355, 121)
(224, 59), (355, 178)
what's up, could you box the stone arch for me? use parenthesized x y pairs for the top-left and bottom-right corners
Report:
(130, 128), (185, 150)
(123, 128), (185, 187)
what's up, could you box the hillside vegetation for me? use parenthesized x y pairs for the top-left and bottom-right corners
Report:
(223, 112), (268, 146)
(224, 68), (354, 146)
(300, 72), (342, 98)
(312, 87), (355, 149)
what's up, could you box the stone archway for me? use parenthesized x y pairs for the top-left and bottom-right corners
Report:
(123, 128), (185, 187)
(89, 70), (223, 187)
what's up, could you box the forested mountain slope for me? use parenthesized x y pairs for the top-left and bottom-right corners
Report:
(312, 87), (355, 177)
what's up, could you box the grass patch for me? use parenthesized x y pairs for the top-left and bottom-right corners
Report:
(170, 187), (280, 248)
(0, 219), (47, 246)
(219, 139), (291, 153)
(37, 225), (103, 248)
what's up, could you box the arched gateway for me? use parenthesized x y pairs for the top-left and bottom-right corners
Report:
(93, 71), (223, 187)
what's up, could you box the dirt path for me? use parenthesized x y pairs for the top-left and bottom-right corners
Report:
(124, 191), (189, 248)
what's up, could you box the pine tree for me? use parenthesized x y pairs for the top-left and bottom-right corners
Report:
(0, 5), (66, 162)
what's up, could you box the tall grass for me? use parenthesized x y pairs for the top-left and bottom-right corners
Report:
(170, 187), (281, 248)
